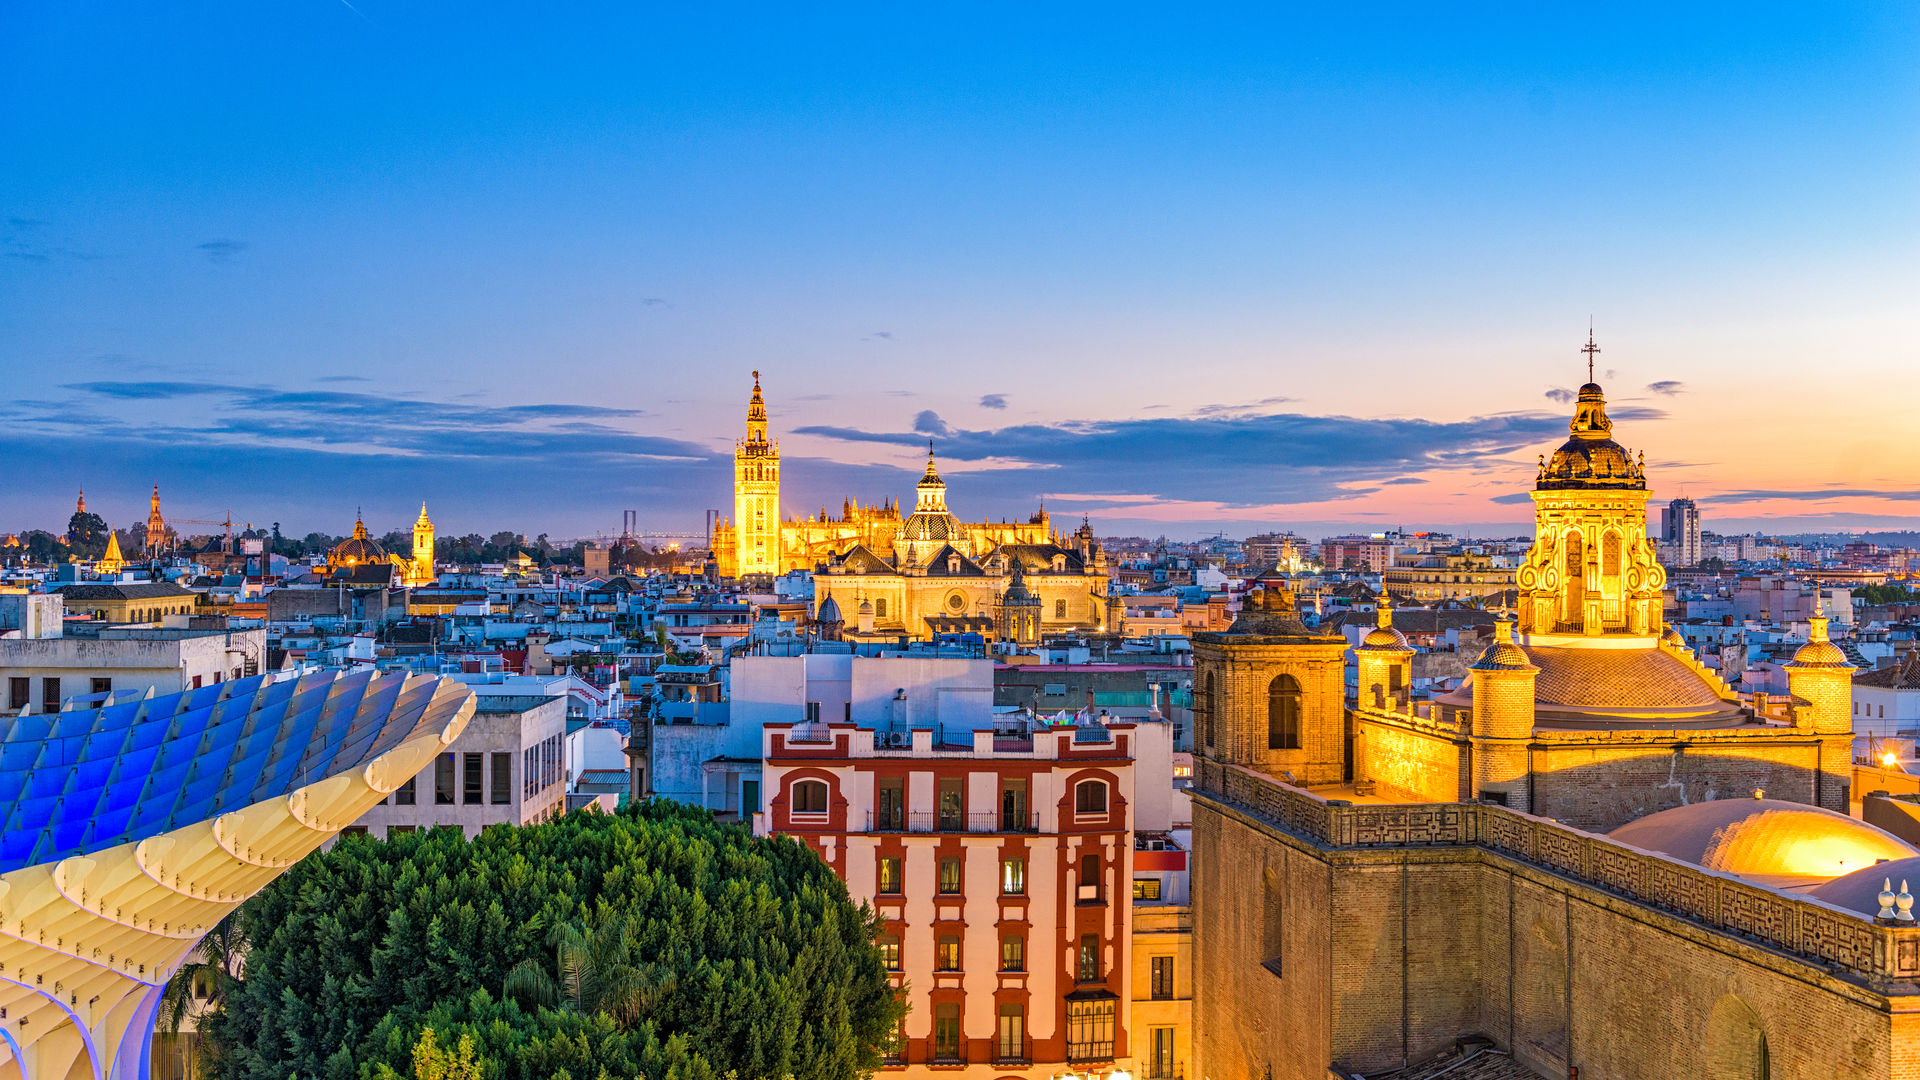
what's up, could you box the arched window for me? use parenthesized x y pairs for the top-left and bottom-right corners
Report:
(791, 779), (829, 815)
(1075, 779), (1108, 815)
(1562, 531), (1585, 631)
(1705, 993), (1769, 1080)
(1268, 674), (1302, 750)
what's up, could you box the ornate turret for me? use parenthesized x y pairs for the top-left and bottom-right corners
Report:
(75, 488), (85, 515)
(1788, 596), (1855, 736)
(996, 555), (1043, 645)
(895, 444), (962, 566)
(1468, 614), (1540, 810)
(1354, 591), (1415, 712)
(1515, 335), (1666, 638)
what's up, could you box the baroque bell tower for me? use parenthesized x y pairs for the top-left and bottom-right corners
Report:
(1515, 334), (1666, 639)
(733, 371), (781, 576)
(408, 503), (437, 586)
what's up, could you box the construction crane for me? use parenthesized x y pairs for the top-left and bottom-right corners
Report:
(163, 512), (251, 554)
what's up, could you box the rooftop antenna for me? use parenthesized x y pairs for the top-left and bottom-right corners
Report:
(1582, 322), (1600, 384)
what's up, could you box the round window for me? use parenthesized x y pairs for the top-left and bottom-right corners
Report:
(946, 592), (966, 612)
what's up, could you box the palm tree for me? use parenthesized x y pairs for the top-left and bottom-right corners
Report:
(158, 912), (247, 1076)
(503, 909), (666, 1028)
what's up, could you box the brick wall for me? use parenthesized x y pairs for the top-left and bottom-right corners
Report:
(1358, 718), (1464, 804)
(1193, 771), (1920, 1080)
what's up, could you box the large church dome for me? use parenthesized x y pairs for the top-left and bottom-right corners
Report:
(1537, 382), (1646, 491)
(1608, 798), (1917, 880)
(328, 514), (388, 568)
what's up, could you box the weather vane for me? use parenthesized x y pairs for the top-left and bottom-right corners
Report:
(1581, 322), (1600, 384)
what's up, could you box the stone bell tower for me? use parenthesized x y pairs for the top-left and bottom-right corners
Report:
(1191, 583), (1349, 786)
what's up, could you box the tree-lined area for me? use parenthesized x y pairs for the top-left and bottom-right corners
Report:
(199, 802), (903, 1080)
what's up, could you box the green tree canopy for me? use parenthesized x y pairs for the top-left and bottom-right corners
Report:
(203, 803), (903, 1080)
(66, 510), (108, 555)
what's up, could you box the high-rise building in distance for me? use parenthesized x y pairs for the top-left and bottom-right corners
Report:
(1662, 496), (1702, 567)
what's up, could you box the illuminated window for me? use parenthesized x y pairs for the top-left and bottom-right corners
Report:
(877, 856), (902, 894)
(1001, 857), (1026, 895)
(936, 935), (961, 971)
(938, 856), (963, 894)
(877, 932), (901, 971)
(1066, 997), (1116, 1062)
(1001, 933), (1024, 972)
(1133, 878), (1161, 901)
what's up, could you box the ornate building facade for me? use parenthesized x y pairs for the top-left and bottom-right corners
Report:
(712, 374), (1056, 577)
(1187, 354), (1896, 1080)
(810, 455), (1111, 642)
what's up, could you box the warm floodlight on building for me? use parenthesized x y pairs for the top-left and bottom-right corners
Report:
(0, 668), (474, 1080)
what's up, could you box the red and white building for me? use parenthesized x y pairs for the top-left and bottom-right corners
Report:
(760, 708), (1176, 1078)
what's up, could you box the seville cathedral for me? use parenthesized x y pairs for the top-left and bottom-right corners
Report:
(1190, 365), (1920, 1080)
(713, 372), (1114, 640)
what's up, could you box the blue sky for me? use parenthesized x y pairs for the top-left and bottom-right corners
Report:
(4, 3), (1917, 542)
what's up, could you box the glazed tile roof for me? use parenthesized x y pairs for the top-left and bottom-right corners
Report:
(1528, 643), (1734, 712)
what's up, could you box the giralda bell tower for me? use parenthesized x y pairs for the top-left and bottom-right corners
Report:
(733, 370), (781, 575)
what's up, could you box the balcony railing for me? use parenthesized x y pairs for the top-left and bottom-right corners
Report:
(865, 810), (1040, 834)
(930, 1042), (968, 1066)
(993, 1038), (1030, 1065)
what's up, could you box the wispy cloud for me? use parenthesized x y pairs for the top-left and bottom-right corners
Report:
(1706, 488), (1920, 505)
(795, 404), (1576, 509)
(979, 394), (1009, 410)
(197, 239), (249, 264)
(1646, 380), (1686, 396)
(1544, 387), (1576, 404)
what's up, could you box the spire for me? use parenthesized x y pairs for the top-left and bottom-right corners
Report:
(744, 370), (769, 445)
(75, 487), (85, 515)
(415, 501), (433, 528)
(1582, 323), (1600, 386)
(919, 442), (944, 488)
(353, 509), (369, 541)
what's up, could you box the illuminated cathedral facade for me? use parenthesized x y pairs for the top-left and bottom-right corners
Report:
(711, 373), (1110, 639)
(1187, 344), (1887, 1080)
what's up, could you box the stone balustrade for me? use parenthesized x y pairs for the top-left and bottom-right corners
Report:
(1196, 758), (1920, 984)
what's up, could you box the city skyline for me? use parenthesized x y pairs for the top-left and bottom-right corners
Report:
(5, 3), (1917, 538)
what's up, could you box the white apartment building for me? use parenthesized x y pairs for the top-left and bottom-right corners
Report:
(347, 691), (567, 838)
